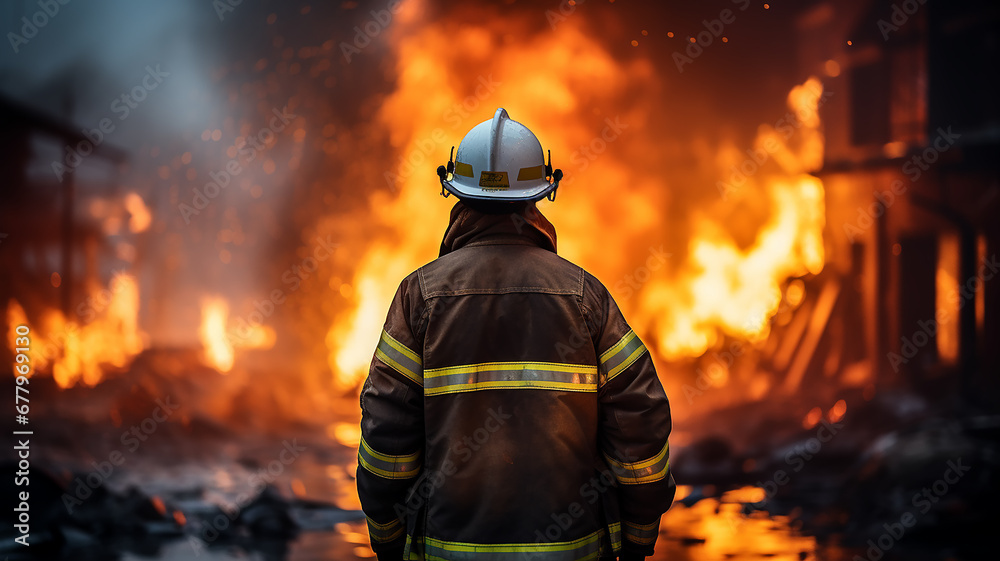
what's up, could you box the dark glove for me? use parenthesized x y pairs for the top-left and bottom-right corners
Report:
(376, 545), (404, 561)
(619, 554), (646, 561)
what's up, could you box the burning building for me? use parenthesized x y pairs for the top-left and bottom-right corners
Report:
(1, 0), (998, 559)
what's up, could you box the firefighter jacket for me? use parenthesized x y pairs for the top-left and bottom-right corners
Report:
(357, 201), (676, 560)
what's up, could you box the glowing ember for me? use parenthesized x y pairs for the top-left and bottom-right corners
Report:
(828, 399), (847, 423)
(803, 406), (823, 429)
(124, 192), (152, 233)
(151, 495), (167, 516)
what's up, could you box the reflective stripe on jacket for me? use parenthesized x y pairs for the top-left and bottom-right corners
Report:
(358, 202), (675, 560)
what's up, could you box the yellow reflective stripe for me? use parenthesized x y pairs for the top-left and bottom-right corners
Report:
(600, 330), (636, 363)
(367, 516), (404, 543)
(421, 529), (604, 559)
(516, 164), (545, 181)
(423, 361), (598, 397)
(604, 441), (670, 485)
(382, 329), (421, 363)
(599, 330), (647, 384)
(427, 361), (592, 376)
(376, 329), (422, 386)
(455, 161), (474, 177)
(608, 521), (622, 551)
(623, 519), (659, 545)
(358, 436), (421, 479)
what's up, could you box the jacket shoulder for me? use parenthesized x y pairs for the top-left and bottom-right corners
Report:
(418, 245), (585, 298)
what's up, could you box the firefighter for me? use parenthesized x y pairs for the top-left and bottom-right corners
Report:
(357, 108), (675, 560)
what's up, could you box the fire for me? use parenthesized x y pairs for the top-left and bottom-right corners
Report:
(198, 297), (276, 373)
(324, 8), (659, 389)
(638, 78), (827, 360)
(200, 298), (235, 373)
(322, 5), (828, 389)
(124, 192), (152, 233)
(5, 273), (145, 388)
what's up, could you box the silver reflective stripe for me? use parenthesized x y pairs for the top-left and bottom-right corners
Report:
(599, 330), (647, 385)
(622, 519), (659, 546)
(420, 529), (605, 560)
(603, 441), (670, 485)
(423, 361), (598, 396)
(375, 329), (423, 386)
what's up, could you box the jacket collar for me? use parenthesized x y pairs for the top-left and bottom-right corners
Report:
(439, 201), (558, 257)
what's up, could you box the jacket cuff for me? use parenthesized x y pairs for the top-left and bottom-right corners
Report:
(621, 517), (660, 557)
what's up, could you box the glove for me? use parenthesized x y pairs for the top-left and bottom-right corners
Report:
(619, 554), (646, 561)
(376, 546), (404, 561)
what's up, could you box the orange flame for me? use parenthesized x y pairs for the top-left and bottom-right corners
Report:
(199, 297), (276, 373)
(124, 192), (152, 233)
(322, 8), (827, 389)
(6, 273), (145, 388)
(200, 298), (235, 373)
(638, 78), (826, 360)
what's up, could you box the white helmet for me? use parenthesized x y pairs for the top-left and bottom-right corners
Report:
(437, 108), (562, 202)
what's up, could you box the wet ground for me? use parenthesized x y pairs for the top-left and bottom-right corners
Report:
(113, 485), (830, 561)
(17, 410), (845, 561)
(12, 368), (992, 561)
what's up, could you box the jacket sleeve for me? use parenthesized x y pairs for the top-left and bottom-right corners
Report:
(357, 274), (425, 558)
(583, 273), (675, 557)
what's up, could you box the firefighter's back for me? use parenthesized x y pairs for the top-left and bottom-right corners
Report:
(415, 240), (608, 553)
